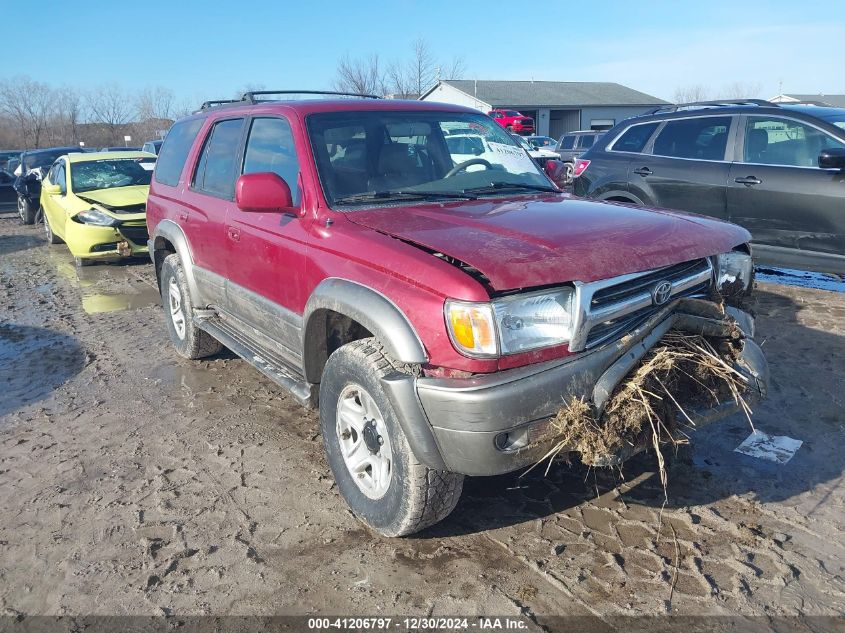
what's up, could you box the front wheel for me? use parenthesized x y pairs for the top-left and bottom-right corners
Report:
(18, 196), (36, 225)
(319, 338), (464, 537)
(159, 253), (222, 359)
(44, 213), (62, 244)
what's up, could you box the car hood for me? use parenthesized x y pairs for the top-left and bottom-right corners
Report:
(76, 185), (149, 209)
(345, 195), (750, 291)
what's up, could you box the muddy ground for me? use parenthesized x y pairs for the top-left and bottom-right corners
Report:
(1, 210), (844, 624)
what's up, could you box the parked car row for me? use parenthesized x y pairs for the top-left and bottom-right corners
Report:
(571, 100), (845, 275)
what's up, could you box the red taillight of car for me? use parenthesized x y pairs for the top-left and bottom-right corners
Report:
(573, 159), (591, 178)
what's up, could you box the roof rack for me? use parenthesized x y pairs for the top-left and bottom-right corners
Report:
(197, 99), (241, 112)
(241, 90), (382, 103)
(648, 99), (775, 114)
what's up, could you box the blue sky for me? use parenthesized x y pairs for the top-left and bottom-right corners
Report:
(4, 0), (841, 105)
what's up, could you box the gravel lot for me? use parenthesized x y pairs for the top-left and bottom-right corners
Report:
(1, 210), (844, 625)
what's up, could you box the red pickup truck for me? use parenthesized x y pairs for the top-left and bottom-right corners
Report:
(489, 109), (535, 134)
(146, 92), (767, 536)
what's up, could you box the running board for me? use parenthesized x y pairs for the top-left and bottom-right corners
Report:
(195, 314), (317, 408)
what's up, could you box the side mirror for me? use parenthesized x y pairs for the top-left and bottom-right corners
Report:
(543, 159), (567, 187)
(42, 182), (62, 196)
(819, 148), (845, 170)
(235, 172), (296, 213)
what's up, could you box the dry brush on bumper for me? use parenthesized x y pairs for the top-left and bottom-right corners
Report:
(383, 297), (767, 477)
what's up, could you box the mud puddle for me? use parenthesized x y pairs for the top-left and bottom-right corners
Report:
(46, 251), (161, 314)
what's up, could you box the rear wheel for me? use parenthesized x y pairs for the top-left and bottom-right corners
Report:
(18, 196), (36, 225)
(562, 162), (574, 185)
(159, 253), (222, 359)
(319, 338), (464, 537)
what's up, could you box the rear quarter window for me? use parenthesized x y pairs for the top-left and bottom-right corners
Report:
(154, 118), (204, 187)
(610, 122), (660, 153)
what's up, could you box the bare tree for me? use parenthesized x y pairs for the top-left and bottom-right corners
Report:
(52, 88), (83, 146)
(0, 77), (55, 148)
(718, 81), (763, 99)
(386, 60), (413, 98)
(86, 84), (134, 145)
(409, 38), (437, 97)
(136, 86), (176, 121)
(673, 84), (710, 104)
(333, 54), (387, 96)
(441, 55), (467, 81)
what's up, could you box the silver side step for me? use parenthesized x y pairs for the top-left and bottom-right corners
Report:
(195, 314), (317, 408)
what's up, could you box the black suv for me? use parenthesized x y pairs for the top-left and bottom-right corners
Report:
(573, 100), (845, 275)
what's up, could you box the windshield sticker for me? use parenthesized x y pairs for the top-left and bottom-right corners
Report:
(486, 142), (537, 173)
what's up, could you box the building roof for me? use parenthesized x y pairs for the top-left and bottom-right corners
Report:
(427, 80), (669, 107)
(771, 93), (845, 108)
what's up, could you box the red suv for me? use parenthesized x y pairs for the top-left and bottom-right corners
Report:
(489, 109), (535, 134)
(146, 91), (767, 536)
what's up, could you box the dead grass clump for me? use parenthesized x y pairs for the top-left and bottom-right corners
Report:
(533, 330), (753, 485)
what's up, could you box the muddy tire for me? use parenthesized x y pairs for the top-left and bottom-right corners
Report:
(18, 197), (36, 225)
(159, 253), (222, 359)
(319, 338), (464, 537)
(44, 213), (62, 245)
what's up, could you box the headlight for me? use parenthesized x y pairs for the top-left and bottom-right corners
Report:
(73, 209), (119, 227)
(715, 251), (753, 291)
(446, 288), (575, 357)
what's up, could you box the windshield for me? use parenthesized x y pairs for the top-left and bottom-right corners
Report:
(307, 110), (550, 207)
(70, 158), (155, 193)
(24, 151), (67, 170)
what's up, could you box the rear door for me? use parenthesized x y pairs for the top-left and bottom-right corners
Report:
(727, 114), (845, 272)
(223, 115), (308, 363)
(629, 115), (734, 220)
(181, 116), (246, 305)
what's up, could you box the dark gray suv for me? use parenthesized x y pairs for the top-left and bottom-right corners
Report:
(573, 100), (845, 275)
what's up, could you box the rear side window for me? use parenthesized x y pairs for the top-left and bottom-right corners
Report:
(612, 123), (659, 153)
(653, 116), (731, 160)
(578, 135), (596, 149)
(154, 118), (204, 186)
(559, 135), (576, 150)
(192, 118), (245, 199)
(242, 117), (301, 205)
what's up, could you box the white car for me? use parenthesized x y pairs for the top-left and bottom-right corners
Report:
(514, 134), (560, 164)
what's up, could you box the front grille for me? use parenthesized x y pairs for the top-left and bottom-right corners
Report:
(569, 258), (713, 351)
(118, 223), (149, 246)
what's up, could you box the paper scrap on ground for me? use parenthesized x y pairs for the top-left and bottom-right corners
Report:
(734, 430), (803, 464)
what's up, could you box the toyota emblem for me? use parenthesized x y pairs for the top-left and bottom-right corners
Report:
(652, 280), (673, 306)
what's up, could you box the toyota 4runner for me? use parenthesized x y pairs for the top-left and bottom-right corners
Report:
(147, 91), (768, 536)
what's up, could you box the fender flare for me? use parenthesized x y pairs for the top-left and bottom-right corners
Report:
(302, 278), (427, 383)
(150, 219), (201, 300)
(599, 189), (645, 205)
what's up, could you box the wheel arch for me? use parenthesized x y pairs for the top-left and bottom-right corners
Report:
(151, 220), (200, 299)
(302, 278), (428, 384)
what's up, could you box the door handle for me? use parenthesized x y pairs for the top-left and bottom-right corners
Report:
(227, 227), (240, 242)
(633, 167), (652, 177)
(735, 176), (762, 186)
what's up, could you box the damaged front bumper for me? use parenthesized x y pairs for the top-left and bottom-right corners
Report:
(382, 300), (768, 477)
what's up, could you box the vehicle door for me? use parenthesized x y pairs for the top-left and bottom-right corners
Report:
(727, 114), (845, 270)
(180, 117), (246, 306)
(0, 170), (15, 209)
(223, 115), (308, 363)
(629, 115), (734, 220)
(42, 161), (70, 238)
